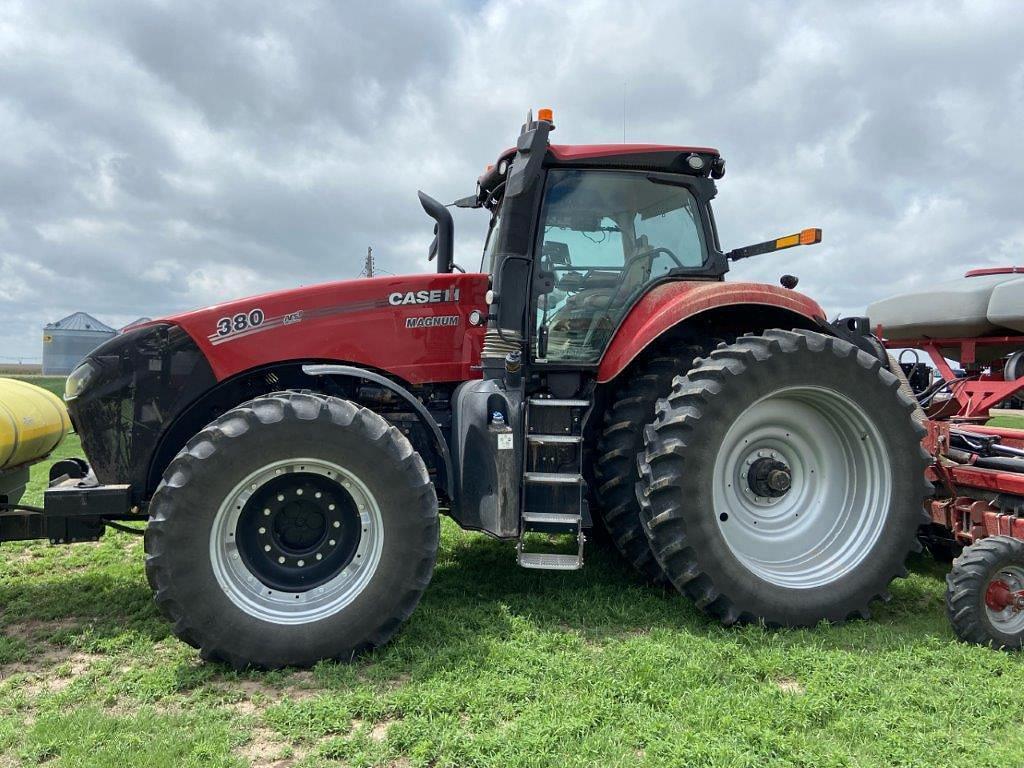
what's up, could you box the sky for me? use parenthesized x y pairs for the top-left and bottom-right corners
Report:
(1, 0), (1023, 361)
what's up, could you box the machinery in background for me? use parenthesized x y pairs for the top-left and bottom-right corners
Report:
(871, 267), (1024, 648)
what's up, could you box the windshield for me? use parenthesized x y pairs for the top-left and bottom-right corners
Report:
(536, 169), (708, 363)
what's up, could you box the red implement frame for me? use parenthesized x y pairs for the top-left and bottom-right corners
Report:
(882, 330), (1024, 420)
(884, 330), (1024, 546)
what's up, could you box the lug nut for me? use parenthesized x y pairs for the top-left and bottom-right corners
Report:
(258, 527), (266, 534)
(333, 521), (340, 528)
(329, 539), (336, 546)
(316, 553), (323, 561)
(264, 545), (271, 552)
(296, 489), (303, 495)
(278, 556), (285, 564)
(297, 559), (305, 567)
(277, 494), (284, 501)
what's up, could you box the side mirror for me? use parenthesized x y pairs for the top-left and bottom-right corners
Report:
(417, 191), (454, 273)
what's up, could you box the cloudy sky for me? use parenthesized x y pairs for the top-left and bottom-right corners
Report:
(1, 0), (1022, 360)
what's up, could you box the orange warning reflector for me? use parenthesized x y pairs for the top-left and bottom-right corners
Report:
(727, 227), (823, 262)
(538, 107), (554, 122)
(799, 228), (822, 245)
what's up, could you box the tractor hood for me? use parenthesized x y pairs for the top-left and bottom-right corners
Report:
(164, 272), (490, 384)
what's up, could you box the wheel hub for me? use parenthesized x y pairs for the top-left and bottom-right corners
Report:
(746, 456), (792, 498)
(985, 574), (1024, 614)
(739, 448), (791, 508)
(237, 473), (361, 592)
(274, 503), (326, 552)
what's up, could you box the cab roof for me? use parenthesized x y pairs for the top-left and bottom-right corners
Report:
(476, 142), (723, 209)
(548, 143), (719, 161)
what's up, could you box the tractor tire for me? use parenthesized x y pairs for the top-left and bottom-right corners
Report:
(637, 329), (930, 626)
(946, 536), (1024, 649)
(594, 352), (696, 583)
(145, 391), (438, 669)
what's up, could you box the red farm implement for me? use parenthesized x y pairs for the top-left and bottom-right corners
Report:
(875, 269), (1024, 647)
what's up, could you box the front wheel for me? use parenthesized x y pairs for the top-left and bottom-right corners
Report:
(637, 329), (930, 626)
(145, 391), (439, 668)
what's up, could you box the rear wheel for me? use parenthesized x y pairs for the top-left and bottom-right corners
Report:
(145, 391), (438, 668)
(594, 352), (697, 583)
(947, 536), (1024, 649)
(637, 329), (930, 625)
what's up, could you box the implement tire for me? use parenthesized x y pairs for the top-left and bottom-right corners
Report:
(947, 536), (1024, 650)
(594, 352), (696, 583)
(637, 329), (930, 626)
(145, 391), (438, 669)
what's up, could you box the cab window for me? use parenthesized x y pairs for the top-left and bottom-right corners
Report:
(536, 169), (707, 362)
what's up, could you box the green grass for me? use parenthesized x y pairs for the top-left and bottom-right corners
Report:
(987, 415), (1024, 430)
(3, 405), (1024, 764)
(1, 375), (66, 399)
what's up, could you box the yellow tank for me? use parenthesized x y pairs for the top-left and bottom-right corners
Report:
(0, 378), (70, 471)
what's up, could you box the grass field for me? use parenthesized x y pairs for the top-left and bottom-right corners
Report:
(3, 380), (1024, 766)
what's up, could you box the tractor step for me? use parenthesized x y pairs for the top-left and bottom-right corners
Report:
(522, 511), (581, 526)
(524, 472), (583, 485)
(516, 551), (582, 570)
(526, 434), (582, 445)
(527, 398), (591, 407)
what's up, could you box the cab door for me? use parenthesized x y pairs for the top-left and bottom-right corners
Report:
(532, 169), (710, 365)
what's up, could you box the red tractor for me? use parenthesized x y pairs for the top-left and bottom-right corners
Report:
(1, 111), (928, 668)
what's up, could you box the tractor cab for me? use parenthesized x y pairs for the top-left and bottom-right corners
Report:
(469, 112), (727, 369)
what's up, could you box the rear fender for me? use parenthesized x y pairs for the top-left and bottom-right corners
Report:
(597, 281), (827, 382)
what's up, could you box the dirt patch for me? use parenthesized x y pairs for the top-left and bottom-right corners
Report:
(0, 618), (90, 677)
(348, 716), (400, 743)
(236, 726), (307, 768)
(0, 620), (99, 682)
(370, 717), (396, 742)
(219, 673), (320, 715)
(0, 617), (79, 644)
(776, 677), (805, 695)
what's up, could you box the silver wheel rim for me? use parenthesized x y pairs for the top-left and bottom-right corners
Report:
(985, 565), (1024, 633)
(210, 458), (384, 624)
(712, 386), (891, 589)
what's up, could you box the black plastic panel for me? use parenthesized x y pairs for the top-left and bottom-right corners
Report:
(66, 324), (216, 502)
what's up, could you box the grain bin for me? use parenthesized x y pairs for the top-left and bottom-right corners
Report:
(41, 312), (116, 375)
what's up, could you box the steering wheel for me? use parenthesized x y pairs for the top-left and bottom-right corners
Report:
(598, 245), (684, 314)
(642, 246), (684, 268)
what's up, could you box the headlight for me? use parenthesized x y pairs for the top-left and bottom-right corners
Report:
(64, 360), (98, 401)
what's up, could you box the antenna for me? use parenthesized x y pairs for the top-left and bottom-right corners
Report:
(622, 81), (626, 143)
(363, 246), (374, 278)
